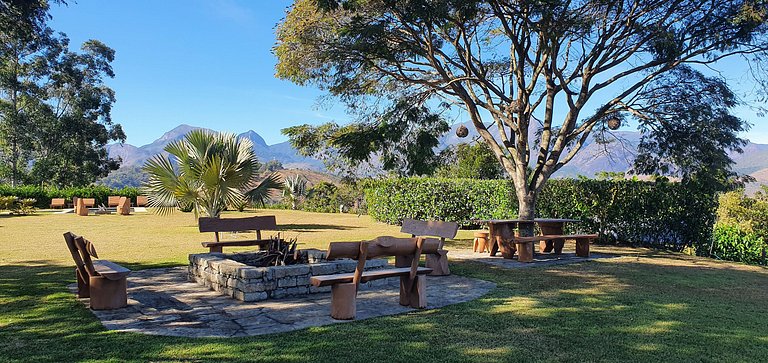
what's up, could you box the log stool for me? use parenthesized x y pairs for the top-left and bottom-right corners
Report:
(473, 231), (490, 253)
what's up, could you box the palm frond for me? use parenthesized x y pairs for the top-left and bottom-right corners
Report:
(245, 173), (283, 207)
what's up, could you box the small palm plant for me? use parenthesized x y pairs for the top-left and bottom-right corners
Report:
(142, 129), (282, 218)
(283, 174), (307, 210)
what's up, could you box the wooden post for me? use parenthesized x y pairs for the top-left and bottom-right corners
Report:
(88, 276), (128, 310)
(539, 222), (565, 254)
(516, 242), (534, 263)
(408, 275), (427, 308)
(575, 237), (590, 257)
(330, 282), (357, 320)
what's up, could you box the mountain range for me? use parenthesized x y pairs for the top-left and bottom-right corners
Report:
(106, 124), (324, 170)
(105, 123), (768, 187)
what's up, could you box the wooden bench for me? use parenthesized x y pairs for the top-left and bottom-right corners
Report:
(63, 232), (131, 310)
(507, 234), (598, 262)
(108, 196), (121, 207)
(311, 236), (440, 320)
(401, 218), (458, 276)
(198, 215), (279, 253)
(50, 198), (65, 209)
(136, 195), (148, 207)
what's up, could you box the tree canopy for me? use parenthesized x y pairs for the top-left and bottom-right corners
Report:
(0, 0), (124, 186)
(275, 0), (768, 222)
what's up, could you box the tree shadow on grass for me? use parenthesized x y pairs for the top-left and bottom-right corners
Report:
(278, 223), (360, 231)
(1, 255), (768, 362)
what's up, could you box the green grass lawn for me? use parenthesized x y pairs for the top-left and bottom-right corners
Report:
(1, 210), (767, 362)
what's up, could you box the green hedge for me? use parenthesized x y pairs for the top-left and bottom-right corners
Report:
(364, 178), (717, 251)
(0, 185), (141, 208)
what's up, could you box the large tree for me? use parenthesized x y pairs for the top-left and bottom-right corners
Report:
(0, 0), (124, 186)
(275, 0), (768, 234)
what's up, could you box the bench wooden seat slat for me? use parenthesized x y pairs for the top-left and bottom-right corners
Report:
(310, 266), (433, 287)
(93, 260), (131, 280)
(514, 234), (598, 243)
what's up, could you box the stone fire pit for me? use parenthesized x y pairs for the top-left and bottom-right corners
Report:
(188, 249), (390, 302)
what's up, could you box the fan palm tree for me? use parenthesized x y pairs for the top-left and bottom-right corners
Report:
(142, 129), (283, 218)
(283, 174), (307, 210)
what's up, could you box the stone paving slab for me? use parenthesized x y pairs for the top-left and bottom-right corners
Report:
(80, 267), (495, 338)
(450, 249), (618, 269)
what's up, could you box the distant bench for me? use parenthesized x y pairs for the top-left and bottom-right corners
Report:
(311, 236), (440, 320)
(508, 234), (597, 262)
(198, 215), (280, 253)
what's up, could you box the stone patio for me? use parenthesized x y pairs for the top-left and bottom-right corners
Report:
(81, 267), (495, 338)
(450, 249), (618, 268)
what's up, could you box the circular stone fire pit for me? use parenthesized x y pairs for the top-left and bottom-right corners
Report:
(188, 249), (390, 302)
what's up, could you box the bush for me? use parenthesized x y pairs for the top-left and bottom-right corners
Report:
(711, 224), (767, 265)
(0, 184), (141, 208)
(710, 189), (768, 265)
(303, 182), (342, 213)
(364, 177), (717, 251)
(0, 196), (37, 215)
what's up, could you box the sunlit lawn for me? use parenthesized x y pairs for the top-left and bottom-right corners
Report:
(1, 210), (767, 362)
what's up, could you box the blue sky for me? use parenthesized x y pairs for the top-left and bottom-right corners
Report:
(50, 0), (349, 146)
(50, 1), (766, 146)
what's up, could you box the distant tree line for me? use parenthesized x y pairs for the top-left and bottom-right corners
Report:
(0, 0), (124, 187)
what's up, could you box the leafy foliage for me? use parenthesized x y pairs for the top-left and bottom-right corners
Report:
(365, 177), (717, 251)
(0, 195), (35, 214)
(437, 143), (505, 179)
(282, 100), (449, 177)
(632, 67), (749, 190)
(276, 0), (767, 220)
(282, 174), (307, 210)
(302, 181), (361, 213)
(142, 130), (282, 218)
(0, 1), (124, 186)
(711, 188), (768, 264)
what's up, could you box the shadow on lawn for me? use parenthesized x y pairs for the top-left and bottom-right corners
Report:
(1, 256), (767, 362)
(278, 223), (359, 231)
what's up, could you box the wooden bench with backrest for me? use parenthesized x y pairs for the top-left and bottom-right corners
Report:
(63, 232), (131, 310)
(400, 218), (459, 276)
(310, 236), (440, 320)
(108, 196), (121, 207)
(198, 215), (280, 253)
(50, 198), (65, 209)
(506, 234), (598, 262)
(136, 195), (148, 207)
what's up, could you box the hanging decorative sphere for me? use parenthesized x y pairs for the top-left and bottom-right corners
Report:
(607, 118), (621, 130)
(456, 124), (469, 138)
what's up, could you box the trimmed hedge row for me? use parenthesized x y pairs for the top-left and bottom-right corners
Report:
(364, 178), (717, 251)
(0, 185), (141, 208)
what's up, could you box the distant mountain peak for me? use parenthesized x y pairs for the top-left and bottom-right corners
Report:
(157, 124), (202, 142)
(238, 130), (268, 148)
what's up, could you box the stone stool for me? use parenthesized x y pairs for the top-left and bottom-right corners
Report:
(473, 231), (490, 253)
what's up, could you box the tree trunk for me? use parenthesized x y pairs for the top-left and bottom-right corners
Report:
(517, 193), (536, 237)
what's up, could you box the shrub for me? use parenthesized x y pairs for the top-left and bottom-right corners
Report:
(303, 182), (342, 213)
(0, 196), (37, 215)
(364, 177), (717, 251)
(710, 189), (768, 265)
(711, 224), (767, 265)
